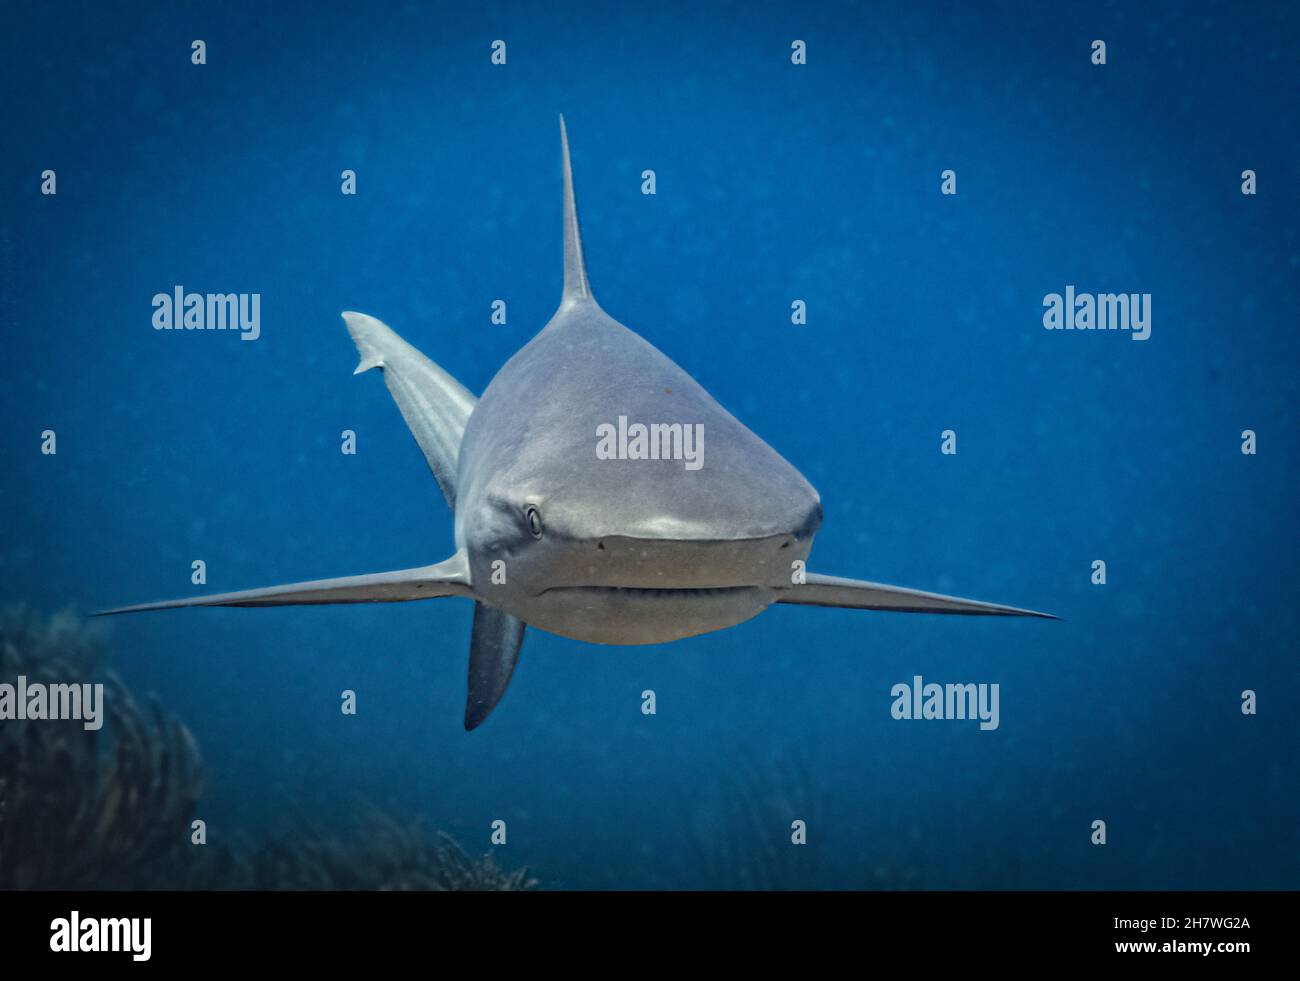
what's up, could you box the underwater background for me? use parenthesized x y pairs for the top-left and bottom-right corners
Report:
(1, 0), (1296, 889)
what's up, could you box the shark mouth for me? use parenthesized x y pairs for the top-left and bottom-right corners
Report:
(539, 585), (761, 599)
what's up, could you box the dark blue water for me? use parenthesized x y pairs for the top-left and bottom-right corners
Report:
(2, 0), (1296, 888)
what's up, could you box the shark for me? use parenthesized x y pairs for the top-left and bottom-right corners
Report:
(99, 117), (1056, 729)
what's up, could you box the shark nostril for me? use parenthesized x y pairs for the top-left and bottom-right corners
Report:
(780, 540), (792, 549)
(596, 541), (605, 551)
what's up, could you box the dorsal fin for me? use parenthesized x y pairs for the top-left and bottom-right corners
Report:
(559, 114), (593, 304)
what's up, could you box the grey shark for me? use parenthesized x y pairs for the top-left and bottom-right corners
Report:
(100, 117), (1055, 729)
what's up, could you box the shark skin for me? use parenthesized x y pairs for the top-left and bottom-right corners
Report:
(98, 116), (1056, 729)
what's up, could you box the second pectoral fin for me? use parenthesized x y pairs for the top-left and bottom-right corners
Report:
(776, 573), (1058, 619)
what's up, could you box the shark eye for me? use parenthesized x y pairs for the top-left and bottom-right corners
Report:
(524, 505), (544, 539)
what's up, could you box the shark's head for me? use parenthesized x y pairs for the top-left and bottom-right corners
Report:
(462, 378), (822, 577)
(452, 117), (822, 643)
(456, 298), (822, 643)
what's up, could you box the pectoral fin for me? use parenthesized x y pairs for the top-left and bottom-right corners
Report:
(95, 551), (473, 615)
(776, 573), (1058, 619)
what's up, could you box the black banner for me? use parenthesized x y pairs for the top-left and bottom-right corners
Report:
(0, 890), (1284, 967)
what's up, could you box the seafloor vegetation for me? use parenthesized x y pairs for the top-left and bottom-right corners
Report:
(181, 813), (537, 891)
(0, 606), (535, 891)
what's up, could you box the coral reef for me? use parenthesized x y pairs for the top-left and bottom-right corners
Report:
(185, 813), (537, 891)
(0, 606), (201, 889)
(0, 606), (536, 891)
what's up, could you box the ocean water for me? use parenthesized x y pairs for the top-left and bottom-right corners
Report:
(1, 0), (1296, 889)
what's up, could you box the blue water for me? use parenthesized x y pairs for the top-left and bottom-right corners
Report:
(2, 0), (1296, 889)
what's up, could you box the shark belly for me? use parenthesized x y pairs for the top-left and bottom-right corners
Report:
(514, 585), (775, 645)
